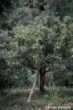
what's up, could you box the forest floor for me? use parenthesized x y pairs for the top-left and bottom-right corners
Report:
(0, 87), (73, 110)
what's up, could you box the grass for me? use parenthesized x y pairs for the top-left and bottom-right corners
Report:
(0, 87), (73, 110)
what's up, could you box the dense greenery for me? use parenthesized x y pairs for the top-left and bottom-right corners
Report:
(0, 0), (73, 96)
(0, 0), (73, 110)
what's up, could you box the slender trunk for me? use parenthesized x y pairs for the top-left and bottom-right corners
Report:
(39, 66), (46, 92)
(28, 0), (33, 8)
(40, 72), (45, 91)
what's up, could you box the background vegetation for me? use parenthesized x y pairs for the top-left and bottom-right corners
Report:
(0, 0), (73, 110)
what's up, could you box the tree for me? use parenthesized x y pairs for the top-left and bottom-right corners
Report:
(12, 24), (54, 91)
(1, 1), (73, 91)
(12, 14), (73, 91)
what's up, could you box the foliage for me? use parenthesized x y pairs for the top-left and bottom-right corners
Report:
(0, 1), (73, 110)
(12, 14), (73, 87)
(0, 0), (73, 91)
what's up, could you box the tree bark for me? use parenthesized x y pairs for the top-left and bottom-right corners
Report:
(39, 66), (46, 92)
(28, 0), (33, 8)
(40, 72), (45, 91)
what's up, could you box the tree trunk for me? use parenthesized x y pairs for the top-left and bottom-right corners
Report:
(28, 0), (33, 8)
(39, 66), (46, 92)
(40, 72), (45, 91)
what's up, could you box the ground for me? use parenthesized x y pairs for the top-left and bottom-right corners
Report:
(0, 87), (73, 110)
